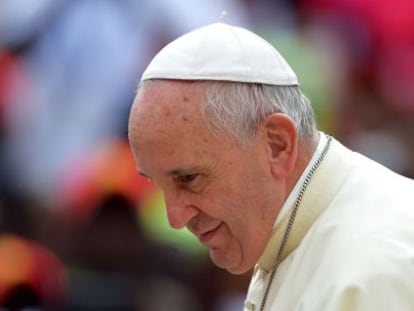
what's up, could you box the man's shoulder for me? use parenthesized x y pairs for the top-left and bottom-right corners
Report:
(299, 198), (414, 277)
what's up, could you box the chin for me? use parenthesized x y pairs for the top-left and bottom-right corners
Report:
(210, 249), (251, 275)
(226, 265), (251, 275)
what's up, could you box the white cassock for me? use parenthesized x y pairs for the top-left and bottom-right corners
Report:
(245, 133), (414, 311)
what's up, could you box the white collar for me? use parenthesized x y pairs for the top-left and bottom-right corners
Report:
(273, 132), (327, 228)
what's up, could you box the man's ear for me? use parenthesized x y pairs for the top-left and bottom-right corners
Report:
(261, 113), (298, 178)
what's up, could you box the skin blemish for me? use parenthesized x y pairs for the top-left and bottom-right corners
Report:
(165, 110), (171, 117)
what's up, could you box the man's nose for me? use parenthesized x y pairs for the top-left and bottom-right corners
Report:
(164, 192), (199, 229)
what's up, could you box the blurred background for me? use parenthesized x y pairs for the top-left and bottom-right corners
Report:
(0, 0), (413, 310)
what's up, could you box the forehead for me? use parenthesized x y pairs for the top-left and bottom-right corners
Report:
(130, 80), (205, 136)
(128, 81), (222, 166)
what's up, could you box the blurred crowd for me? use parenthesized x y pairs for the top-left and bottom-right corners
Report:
(0, 0), (413, 310)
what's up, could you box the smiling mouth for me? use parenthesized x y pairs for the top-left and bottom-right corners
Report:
(198, 223), (222, 244)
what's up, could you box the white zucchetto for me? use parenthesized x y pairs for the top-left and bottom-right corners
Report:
(141, 22), (298, 86)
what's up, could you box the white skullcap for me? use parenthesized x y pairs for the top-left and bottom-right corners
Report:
(141, 22), (298, 85)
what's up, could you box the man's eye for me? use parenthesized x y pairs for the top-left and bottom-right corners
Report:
(177, 174), (199, 184)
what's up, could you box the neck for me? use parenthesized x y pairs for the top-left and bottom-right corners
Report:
(286, 131), (320, 196)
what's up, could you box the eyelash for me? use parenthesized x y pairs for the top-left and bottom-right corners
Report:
(176, 174), (199, 184)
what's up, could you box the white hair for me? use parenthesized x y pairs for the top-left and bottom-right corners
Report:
(200, 81), (317, 145)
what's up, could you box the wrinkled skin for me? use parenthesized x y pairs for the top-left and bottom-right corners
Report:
(128, 80), (299, 274)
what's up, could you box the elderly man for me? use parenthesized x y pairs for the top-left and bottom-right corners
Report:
(128, 23), (414, 311)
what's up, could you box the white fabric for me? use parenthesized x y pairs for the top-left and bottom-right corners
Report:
(141, 23), (298, 85)
(274, 132), (327, 228)
(245, 138), (414, 310)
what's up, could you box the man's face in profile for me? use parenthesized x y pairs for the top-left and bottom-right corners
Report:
(129, 80), (282, 274)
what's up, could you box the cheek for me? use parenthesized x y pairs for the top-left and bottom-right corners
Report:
(225, 176), (278, 242)
(201, 183), (242, 217)
(202, 182), (258, 243)
(202, 165), (271, 222)
(202, 178), (278, 273)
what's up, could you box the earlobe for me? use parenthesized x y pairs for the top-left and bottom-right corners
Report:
(263, 113), (298, 178)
